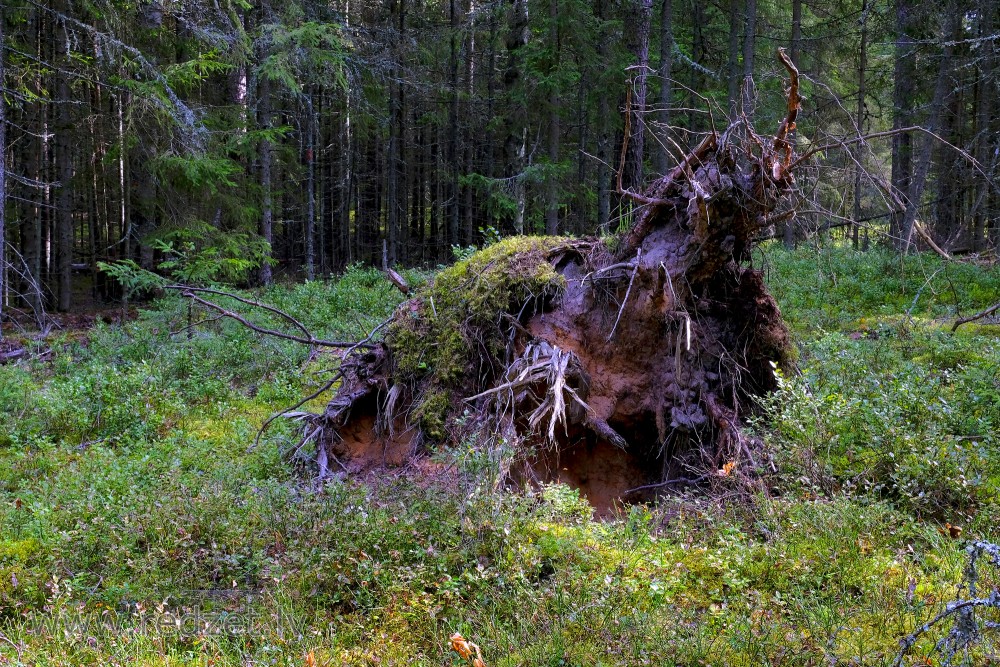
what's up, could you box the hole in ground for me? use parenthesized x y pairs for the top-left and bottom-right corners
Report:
(531, 412), (664, 518)
(329, 393), (418, 471)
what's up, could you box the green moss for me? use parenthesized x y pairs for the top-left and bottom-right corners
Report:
(411, 386), (452, 441)
(388, 236), (571, 438)
(0, 538), (41, 564)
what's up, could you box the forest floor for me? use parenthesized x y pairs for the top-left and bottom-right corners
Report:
(0, 244), (998, 666)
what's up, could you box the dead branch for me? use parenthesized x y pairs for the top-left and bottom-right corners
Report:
(166, 286), (369, 349)
(254, 369), (345, 449)
(254, 318), (394, 449)
(624, 474), (710, 494)
(607, 249), (641, 341)
(951, 301), (1000, 332)
(772, 47), (801, 176)
(868, 176), (953, 260)
(913, 221), (952, 260)
(0, 631), (24, 664)
(0, 348), (26, 364)
(169, 314), (226, 338)
(382, 241), (410, 295)
(165, 285), (316, 341)
(384, 268), (410, 296)
(892, 541), (1000, 667)
(790, 126), (995, 195)
(906, 268), (943, 318)
(619, 133), (717, 255)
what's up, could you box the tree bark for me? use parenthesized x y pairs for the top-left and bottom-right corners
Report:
(545, 0), (560, 235)
(653, 0), (673, 176)
(741, 0), (757, 115)
(622, 0), (652, 191)
(890, 0), (916, 243)
(687, 0), (704, 132)
(463, 0), (475, 245)
(57, 32), (74, 312)
(386, 0), (405, 264)
(503, 0), (529, 234)
(0, 12), (6, 335)
(852, 0), (869, 249)
(258, 74), (274, 285)
(784, 0), (802, 249)
(727, 0), (741, 117)
(448, 0), (461, 245)
(898, 7), (958, 252)
(972, 0), (995, 251)
(595, 0), (611, 232)
(305, 95), (317, 280)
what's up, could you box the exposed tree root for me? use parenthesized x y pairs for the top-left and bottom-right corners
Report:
(288, 51), (803, 512)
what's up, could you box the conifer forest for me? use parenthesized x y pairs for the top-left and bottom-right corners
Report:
(0, 0), (997, 311)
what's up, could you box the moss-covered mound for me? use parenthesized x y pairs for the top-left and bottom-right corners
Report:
(386, 236), (576, 439)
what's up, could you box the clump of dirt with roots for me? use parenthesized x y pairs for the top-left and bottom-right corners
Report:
(290, 51), (802, 513)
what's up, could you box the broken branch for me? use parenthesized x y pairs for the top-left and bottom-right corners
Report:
(177, 291), (369, 349)
(951, 301), (1000, 332)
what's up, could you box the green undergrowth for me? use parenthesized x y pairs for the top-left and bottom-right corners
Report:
(387, 236), (570, 439)
(757, 245), (1000, 521)
(759, 243), (1000, 336)
(0, 246), (998, 665)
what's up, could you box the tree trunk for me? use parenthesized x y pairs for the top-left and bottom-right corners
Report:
(545, 0), (560, 235)
(972, 0), (995, 251)
(784, 0), (801, 248)
(890, 0), (916, 243)
(852, 0), (868, 249)
(653, 0), (673, 176)
(622, 0), (653, 191)
(687, 0), (704, 132)
(727, 0), (741, 117)
(595, 0), (611, 232)
(386, 0), (404, 264)
(898, 7), (958, 251)
(448, 0), (461, 246)
(463, 0), (475, 245)
(387, 79), (400, 266)
(259, 75), (274, 285)
(0, 13), (6, 335)
(305, 95), (317, 280)
(741, 0), (757, 115)
(503, 0), (529, 234)
(57, 52), (73, 312)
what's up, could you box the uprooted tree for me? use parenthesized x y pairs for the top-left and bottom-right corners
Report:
(278, 50), (803, 509)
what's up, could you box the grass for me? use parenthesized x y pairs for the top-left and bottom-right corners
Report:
(0, 251), (998, 666)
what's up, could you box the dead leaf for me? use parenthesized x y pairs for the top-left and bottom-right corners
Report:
(938, 523), (963, 539)
(450, 634), (473, 660)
